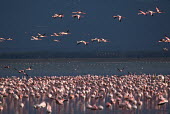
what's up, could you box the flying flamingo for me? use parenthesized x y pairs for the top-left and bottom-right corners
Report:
(37, 33), (47, 37)
(52, 14), (64, 19)
(59, 30), (71, 35)
(91, 38), (101, 42)
(100, 38), (110, 42)
(51, 33), (61, 36)
(26, 67), (33, 70)
(53, 39), (60, 42)
(72, 14), (83, 20)
(77, 40), (89, 45)
(156, 7), (165, 13)
(31, 36), (42, 40)
(165, 35), (170, 41)
(138, 9), (148, 15)
(72, 11), (86, 14)
(113, 15), (126, 22)
(147, 10), (157, 16)
(6, 38), (13, 40)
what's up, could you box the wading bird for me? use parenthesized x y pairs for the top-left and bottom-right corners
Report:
(163, 48), (168, 51)
(14, 68), (29, 76)
(117, 68), (125, 72)
(4, 66), (10, 68)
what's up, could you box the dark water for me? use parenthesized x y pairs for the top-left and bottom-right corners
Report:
(0, 58), (170, 114)
(0, 58), (170, 77)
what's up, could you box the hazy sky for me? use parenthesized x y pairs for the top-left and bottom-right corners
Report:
(0, 0), (170, 54)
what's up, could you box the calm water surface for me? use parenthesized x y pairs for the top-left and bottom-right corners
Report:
(0, 58), (170, 77)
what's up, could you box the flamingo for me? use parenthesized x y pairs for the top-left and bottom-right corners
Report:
(0, 38), (5, 42)
(72, 14), (83, 20)
(4, 66), (10, 68)
(31, 36), (42, 40)
(19, 103), (24, 108)
(59, 30), (71, 35)
(163, 48), (168, 51)
(46, 103), (52, 113)
(158, 99), (168, 105)
(77, 40), (89, 45)
(0, 38), (5, 40)
(100, 38), (109, 42)
(165, 35), (170, 41)
(6, 38), (13, 40)
(52, 14), (64, 19)
(138, 9), (148, 15)
(106, 102), (112, 107)
(51, 33), (61, 36)
(72, 11), (86, 14)
(147, 10), (157, 16)
(14, 68), (29, 76)
(26, 67), (33, 70)
(53, 39), (60, 42)
(56, 98), (64, 105)
(0, 105), (3, 111)
(158, 95), (168, 105)
(90, 105), (98, 110)
(159, 35), (170, 42)
(156, 7), (165, 13)
(117, 68), (125, 72)
(69, 94), (75, 99)
(137, 98), (143, 106)
(37, 33), (47, 38)
(158, 39), (166, 42)
(86, 104), (93, 109)
(39, 101), (46, 108)
(113, 15), (126, 22)
(91, 38), (101, 42)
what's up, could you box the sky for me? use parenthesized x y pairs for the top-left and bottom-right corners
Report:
(0, 0), (170, 57)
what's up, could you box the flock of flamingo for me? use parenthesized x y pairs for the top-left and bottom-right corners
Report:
(0, 7), (168, 47)
(0, 74), (169, 113)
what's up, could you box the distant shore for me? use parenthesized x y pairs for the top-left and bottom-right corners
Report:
(0, 57), (170, 62)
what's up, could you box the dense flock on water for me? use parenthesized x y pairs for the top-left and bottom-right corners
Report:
(0, 74), (169, 113)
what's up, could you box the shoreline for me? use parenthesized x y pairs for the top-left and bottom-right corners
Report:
(0, 57), (170, 62)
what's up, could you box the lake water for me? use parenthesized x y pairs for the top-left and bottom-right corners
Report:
(0, 58), (170, 114)
(0, 58), (170, 77)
